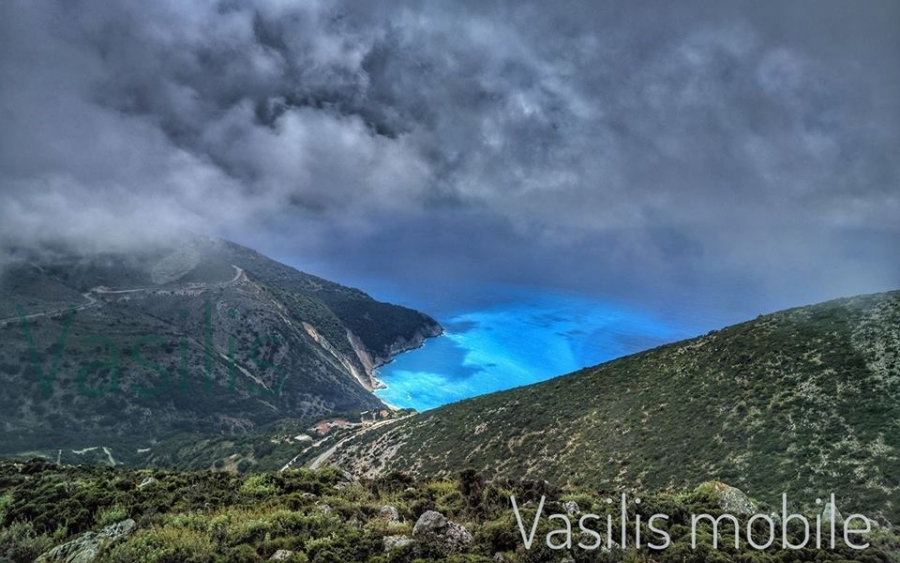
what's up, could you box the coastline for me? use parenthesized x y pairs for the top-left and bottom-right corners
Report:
(372, 325), (444, 407)
(363, 291), (691, 413)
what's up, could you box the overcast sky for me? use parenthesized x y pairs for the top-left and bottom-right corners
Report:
(1, 0), (898, 322)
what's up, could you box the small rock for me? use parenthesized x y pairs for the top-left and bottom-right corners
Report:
(562, 501), (579, 515)
(822, 502), (844, 525)
(383, 535), (414, 551)
(699, 481), (756, 516)
(413, 510), (473, 551)
(379, 505), (399, 522)
(493, 552), (506, 562)
(414, 510), (448, 535)
(36, 519), (136, 563)
(137, 477), (158, 489)
(269, 550), (294, 561)
(317, 504), (332, 516)
(601, 539), (621, 554)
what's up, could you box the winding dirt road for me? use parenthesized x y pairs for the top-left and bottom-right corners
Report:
(0, 265), (245, 326)
(0, 292), (98, 326)
(307, 416), (410, 470)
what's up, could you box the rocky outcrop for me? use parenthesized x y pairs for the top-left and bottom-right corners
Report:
(36, 519), (136, 563)
(366, 323), (444, 392)
(379, 505), (400, 522)
(822, 502), (844, 524)
(350, 322), (443, 394)
(699, 481), (757, 516)
(383, 535), (414, 551)
(412, 510), (473, 551)
(383, 324), (444, 361)
(137, 477), (158, 489)
(562, 501), (579, 515)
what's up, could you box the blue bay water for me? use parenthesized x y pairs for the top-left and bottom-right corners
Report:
(374, 286), (703, 412)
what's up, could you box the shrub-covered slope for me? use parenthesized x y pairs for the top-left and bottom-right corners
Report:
(0, 236), (440, 464)
(1, 461), (897, 562)
(329, 290), (900, 523)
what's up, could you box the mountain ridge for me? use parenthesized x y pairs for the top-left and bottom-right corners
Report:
(0, 235), (441, 466)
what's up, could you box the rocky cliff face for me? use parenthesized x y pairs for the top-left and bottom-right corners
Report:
(368, 323), (445, 377)
(383, 324), (444, 360)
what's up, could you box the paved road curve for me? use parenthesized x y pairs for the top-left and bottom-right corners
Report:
(306, 416), (412, 470)
(0, 265), (245, 326)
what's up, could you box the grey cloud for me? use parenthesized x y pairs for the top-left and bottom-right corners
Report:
(1, 0), (897, 320)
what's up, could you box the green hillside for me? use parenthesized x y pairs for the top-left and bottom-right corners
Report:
(329, 290), (900, 523)
(0, 236), (440, 465)
(2, 461), (898, 562)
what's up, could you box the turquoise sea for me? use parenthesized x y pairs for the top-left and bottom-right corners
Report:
(374, 286), (703, 411)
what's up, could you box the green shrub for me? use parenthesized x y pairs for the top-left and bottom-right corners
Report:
(0, 521), (55, 563)
(101, 526), (217, 563)
(224, 543), (261, 563)
(95, 504), (128, 527)
(240, 474), (278, 497)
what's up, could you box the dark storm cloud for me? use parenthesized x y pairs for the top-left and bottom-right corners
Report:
(1, 0), (897, 316)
